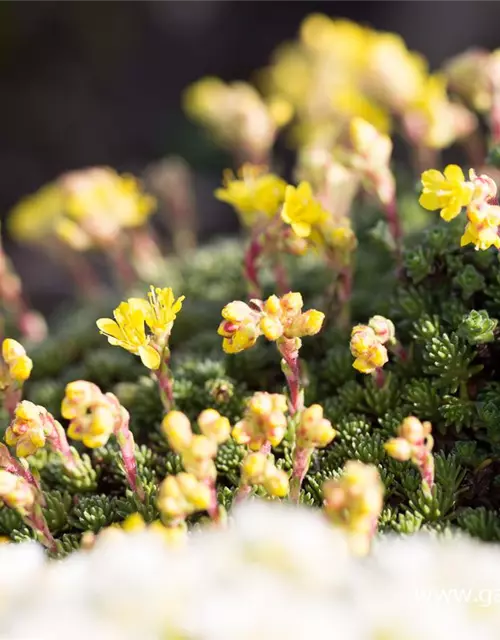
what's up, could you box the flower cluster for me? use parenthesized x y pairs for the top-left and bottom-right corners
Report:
(385, 416), (435, 495)
(183, 78), (292, 163)
(215, 164), (287, 227)
(323, 461), (384, 555)
(1, 339), (32, 385)
(420, 164), (500, 251)
(232, 392), (288, 451)
(290, 404), (337, 502)
(62, 381), (142, 496)
(9, 167), (155, 251)
(5, 401), (76, 473)
(240, 451), (289, 498)
(219, 292), (324, 355)
(161, 409), (231, 522)
(1, 339), (32, 417)
(157, 472), (212, 522)
(350, 315), (395, 374)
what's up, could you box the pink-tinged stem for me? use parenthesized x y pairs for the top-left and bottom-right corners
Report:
(0, 444), (41, 494)
(3, 387), (21, 420)
(384, 198), (403, 271)
(336, 265), (353, 330)
(109, 243), (137, 290)
(419, 450), (435, 496)
(26, 507), (57, 552)
(290, 447), (312, 503)
(235, 484), (252, 504)
(204, 478), (222, 523)
(373, 368), (385, 389)
(45, 415), (78, 474)
(115, 412), (144, 501)
(154, 360), (174, 413)
(243, 237), (263, 300)
(279, 343), (303, 416)
(273, 259), (290, 296)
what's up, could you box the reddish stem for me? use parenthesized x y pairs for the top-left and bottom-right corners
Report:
(384, 197), (403, 271)
(273, 259), (290, 296)
(109, 243), (137, 290)
(46, 415), (78, 474)
(154, 362), (174, 413)
(290, 446), (312, 503)
(279, 347), (303, 416)
(243, 237), (263, 299)
(26, 508), (57, 552)
(116, 413), (144, 501)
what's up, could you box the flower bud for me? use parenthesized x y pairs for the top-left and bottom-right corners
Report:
(162, 411), (193, 452)
(198, 409), (231, 445)
(384, 437), (412, 461)
(368, 315), (396, 345)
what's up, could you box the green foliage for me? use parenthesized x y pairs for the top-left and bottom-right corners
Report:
(4, 226), (500, 550)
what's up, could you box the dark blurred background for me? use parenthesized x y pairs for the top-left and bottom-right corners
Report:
(1, 1), (500, 308)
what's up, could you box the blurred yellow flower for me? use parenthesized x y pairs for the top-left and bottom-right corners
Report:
(215, 165), (287, 226)
(281, 181), (328, 238)
(8, 183), (64, 243)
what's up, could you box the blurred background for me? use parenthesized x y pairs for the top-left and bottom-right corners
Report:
(1, 1), (500, 308)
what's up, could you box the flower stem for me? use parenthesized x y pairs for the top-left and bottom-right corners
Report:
(116, 412), (144, 501)
(384, 197), (403, 271)
(279, 343), (303, 416)
(26, 506), (57, 552)
(290, 446), (312, 503)
(154, 355), (174, 413)
(243, 236), (263, 299)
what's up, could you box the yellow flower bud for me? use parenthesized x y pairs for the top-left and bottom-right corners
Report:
(2, 338), (26, 364)
(303, 309), (325, 336)
(241, 452), (268, 484)
(297, 404), (336, 449)
(177, 473), (211, 511)
(260, 315), (283, 341)
(368, 315), (396, 345)
(8, 355), (33, 383)
(198, 409), (231, 444)
(0, 470), (35, 513)
(231, 421), (250, 446)
(263, 467), (289, 497)
(280, 292), (303, 314)
(398, 416), (426, 445)
(5, 401), (47, 458)
(162, 411), (193, 452)
(384, 437), (412, 462)
(263, 295), (281, 316)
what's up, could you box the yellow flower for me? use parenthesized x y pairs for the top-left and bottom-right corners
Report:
(8, 183), (64, 243)
(233, 392), (288, 450)
(2, 339), (32, 383)
(67, 402), (116, 449)
(419, 165), (474, 222)
(296, 404), (336, 449)
(460, 204), (500, 251)
(215, 165), (287, 226)
(218, 301), (261, 354)
(161, 411), (193, 453)
(350, 325), (388, 374)
(281, 182), (328, 238)
(130, 286), (185, 340)
(197, 409), (231, 445)
(5, 401), (47, 458)
(157, 473), (211, 520)
(96, 300), (160, 370)
(63, 167), (155, 230)
(0, 470), (35, 514)
(384, 437), (412, 461)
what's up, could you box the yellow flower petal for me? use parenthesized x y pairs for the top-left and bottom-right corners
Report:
(443, 164), (465, 183)
(138, 345), (161, 370)
(291, 221), (312, 238)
